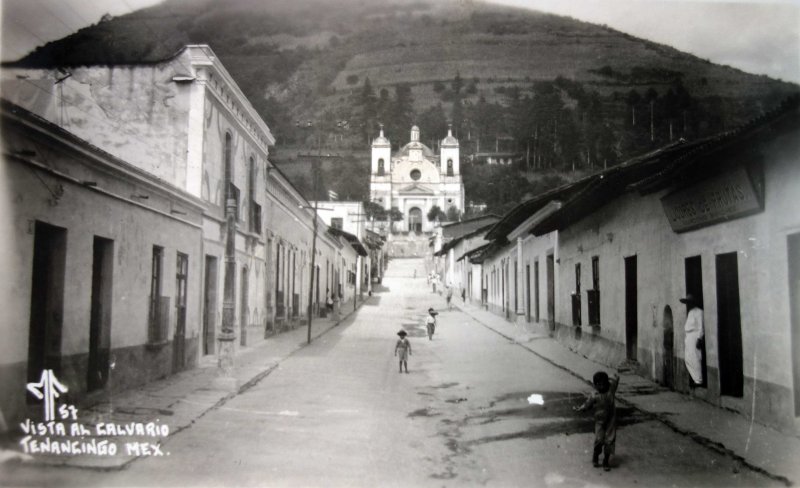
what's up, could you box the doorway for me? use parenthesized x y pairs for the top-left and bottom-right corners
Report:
(240, 266), (249, 346)
(788, 233), (800, 415)
(684, 255), (707, 386)
(662, 305), (674, 389)
(173, 253), (188, 373)
(409, 207), (422, 233)
(624, 255), (638, 361)
(525, 264), (531, 322)
(203, 256), (217, 355)
(88, 236), (114, 391)
(27, 222), (67, 400)
(716, 252), (743, 397)
(546, 254), (555, 331)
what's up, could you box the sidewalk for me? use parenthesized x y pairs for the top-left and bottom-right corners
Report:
(452, 298), (800, 487)
(0, 298), (367, 470)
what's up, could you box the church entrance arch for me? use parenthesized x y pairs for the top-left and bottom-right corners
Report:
(409, 207), (422, 233)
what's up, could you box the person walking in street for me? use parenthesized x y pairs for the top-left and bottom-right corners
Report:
(680, 293), (705, 388)
(461, 288), (466, 303)
(395, 330), (411, 373)
(425, 307), (438, 340)
(446, 286), (453, 310)
(574, 371), (620, 471)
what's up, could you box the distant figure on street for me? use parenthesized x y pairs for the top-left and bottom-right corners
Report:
(446, 286), (453, 310)
(395, 330), (411, 373)
(461, 288), (466, 303)
(574, 371), (620, 471)
(326, 289), (334, 313)
(425, 308), (438, 341)
(680, 293), (705, 388)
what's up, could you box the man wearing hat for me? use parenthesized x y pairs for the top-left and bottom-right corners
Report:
(425, 308), (438, 341)
(680, 293), (705, 387)
(395, 330), (411, 373)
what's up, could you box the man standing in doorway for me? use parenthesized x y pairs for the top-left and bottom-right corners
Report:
(680, 294), (704, 388)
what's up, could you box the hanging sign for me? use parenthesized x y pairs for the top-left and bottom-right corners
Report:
(661, 166), (762, 233)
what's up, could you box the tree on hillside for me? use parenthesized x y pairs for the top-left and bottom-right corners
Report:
(451, 71), (463, 95)
(386, 83), (414, 148)
(418, 104), (448, 147)
(351, 77), (379, 144)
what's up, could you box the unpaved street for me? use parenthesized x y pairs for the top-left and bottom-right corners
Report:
(3, 259), (779, 487)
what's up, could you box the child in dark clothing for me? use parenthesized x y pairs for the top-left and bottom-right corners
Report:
(574, 371), (620, 471)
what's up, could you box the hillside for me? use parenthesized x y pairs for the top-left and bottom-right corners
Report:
(9, 0), (798, 214)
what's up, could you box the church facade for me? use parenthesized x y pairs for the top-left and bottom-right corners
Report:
(369, 126), (464, 234)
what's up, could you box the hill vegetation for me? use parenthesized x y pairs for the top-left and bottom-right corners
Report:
(13, 0), (798, 215)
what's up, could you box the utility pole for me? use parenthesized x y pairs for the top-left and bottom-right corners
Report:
(306, 162), (319, 344)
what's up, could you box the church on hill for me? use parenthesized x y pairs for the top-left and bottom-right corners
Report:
(369, 125), (464, 234)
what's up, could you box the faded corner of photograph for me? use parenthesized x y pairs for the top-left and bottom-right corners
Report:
(0, 0), (799, 487)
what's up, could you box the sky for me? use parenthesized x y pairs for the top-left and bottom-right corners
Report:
(1, 0), (798, 83)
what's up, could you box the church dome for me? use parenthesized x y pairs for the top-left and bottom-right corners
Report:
(398, 141), (436, 159)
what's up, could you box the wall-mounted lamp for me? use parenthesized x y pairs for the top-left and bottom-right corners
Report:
(606, 232), (614, 243)
(556, 258), (561, 264)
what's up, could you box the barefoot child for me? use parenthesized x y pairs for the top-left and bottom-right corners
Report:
(573, 371), (620, 471)
(395, 330), (411, 373)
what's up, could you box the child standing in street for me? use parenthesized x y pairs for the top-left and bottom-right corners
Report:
(395, 330), (411, 373)
(574, 371), (620, 471)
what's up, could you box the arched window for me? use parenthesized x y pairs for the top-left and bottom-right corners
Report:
(447, 158), (454, 176)
(377, 158), (385, 176)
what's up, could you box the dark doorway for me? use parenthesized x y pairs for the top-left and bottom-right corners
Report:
(27, 222), (67, 400)
(88, 236), (114, 391)
(240, 266), (249, 347)
(546, 254), (555, 331)
(173, 253), (189, 373)
(203, 256), (218, 355)
(514, 260), (519, 313)
(624, 255), (638, 361)
(525, 264), (531, 322)
(534, 260), (540, 322)
(684, 255), (707, 386)
(409, 207), (422, 233)
(662, 305), (674, 389)
(716, 252), (743, 397)
(788, 233), (800, 415)
(501, 263), (506, 314)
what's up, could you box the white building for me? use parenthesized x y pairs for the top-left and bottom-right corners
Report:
(369, 125), (464, 234)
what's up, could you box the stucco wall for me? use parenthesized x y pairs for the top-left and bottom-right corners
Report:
(1, 121), (202, 425)
(2, 61), (193, 189)
(554, 130), (800, 427)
